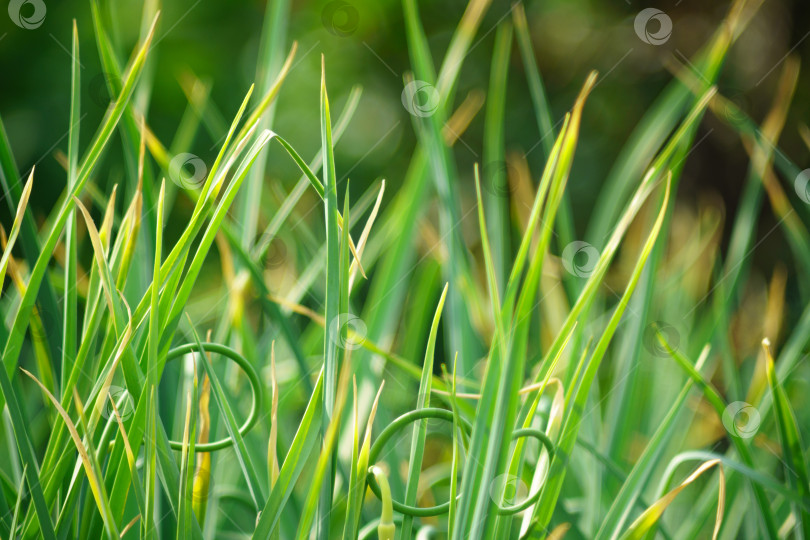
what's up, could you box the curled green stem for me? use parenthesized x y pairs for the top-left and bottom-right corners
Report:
(366, 408), (555, 517)
(369, 466), (395, 540)
(165, 342), (262, 451)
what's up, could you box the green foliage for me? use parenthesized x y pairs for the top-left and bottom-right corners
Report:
(1, 1), (809, 539)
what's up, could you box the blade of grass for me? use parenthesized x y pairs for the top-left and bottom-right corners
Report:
(295, 362), (351, 540)
(344, 381), (384, 540)
(253, 369), (325, 539)
(512, 3), (575, 259)
(349, 180), (385, 292)
(0, 120), (64, 371)
(320, 56), (341, 536)
(528, 175), (672, 538)
(186, 316), (264, 508)
(236, 0), (290, 250)
(0, 363), (55, 540)
(252, 85), (362, 260)
(586, 0), (759, 243)
(268, 342), (280, 496)
(0, 169), (33, 288)
(402, 0), (481, 376)
(656, 451), (810, 510)
(763, 339), (810, 538)
(462, 73), (596, 539)
(654, 329), (779, 536)
(108, 393), (148, 531)
(146, 178), (165, 538)
(344, 378), (361, 540)
(21, 369), (118, 537)
(446, 356), (461, 539)
(73, 198), (126, 332)
(399, 284), (449, 540)
(0, 13), (158, 412)
(619, 460), (725, 540)
(176, 388), (194, 540)
(350, 49), (488, 492)
(482, 21), (512, 294)
(61, 20), (81, 397)
(9, 464), (26, 539)
(595, 346), (711, 538)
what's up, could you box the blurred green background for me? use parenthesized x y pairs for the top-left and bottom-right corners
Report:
(2, 0), (810, 308)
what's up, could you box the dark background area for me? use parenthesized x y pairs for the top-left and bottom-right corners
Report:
(2, 0), (809, 295)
